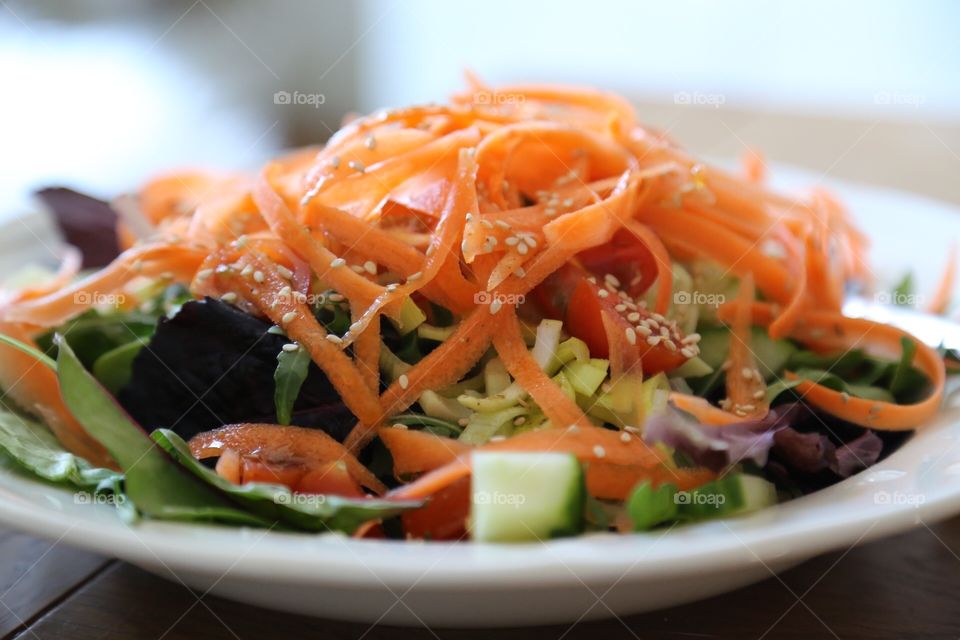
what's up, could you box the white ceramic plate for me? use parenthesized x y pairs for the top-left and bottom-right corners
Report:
(0, 168), (958, 628)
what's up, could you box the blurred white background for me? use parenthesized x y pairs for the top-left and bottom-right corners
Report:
(1, 0), (958, 210)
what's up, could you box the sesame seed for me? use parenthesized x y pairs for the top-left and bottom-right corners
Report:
(664, 339), (677, 351)
(840, 391), (850, 403)
(513, 416), (526, 426)
(480, 219), (494, 229)
(505, 236), (520, 246)
(253, 270), (265, 283)
(680, 347), (696, 358)
(495, 220), (512, 229)
(514, 267), (526, 277)
(485, 235), (498, 247)
(517, 242), (529, 255)
(330, 156), (341, 169)
(196, 268), (213, 279)
(627, 312), (641, 322)
(682, 333), (701, 344)
(328, 293), (345, 302)
(241, 265), (254, 277)
(281, 311), (297, 325)
(392, 423), (409, 430)
(740, 404), (756, 412)
(282, 343), (300, 352)
(597, 288), (610, 298)
(620, 431), (632, 442)
(360, 260), (375, 275)
(562, 198), (574, 207)
(408, 271), (423, 282)
(398, 374), (409, 389)
(348, 160), (365, 173)
(489, 298), (503, 315)
(220, 292), (237, 303)
(567, 424), (580, 434)
(624, 425), (643, 435)
(741, 367), (754, 380)
(544, 208), (557, 217)
(604, 274), (621, 288)
(325, 334), (343, 345)
(753, 389), (765, 400)
(593, 445), (606, 458)
(735, 409), (748, 417)
(330, 258), (346, 268)
(350, 265), (365, 273)
(647, 335), (662, 346)
(276, 265), (294, 280)
(364, 135), (376, 150)
(524, 237), (538, 248)
(465, 212), (474, 222)
(637, 324), (653, 336)
(278, 286), (292, 298)
(625, 327), (637, 345)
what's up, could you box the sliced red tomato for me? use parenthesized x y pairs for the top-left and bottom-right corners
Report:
(566, 279), (691, 375)
(226, 457), (365, 498)
(576, 228), (659, 298)
(401, 476), (470, 541)
(531, 228), (658, 319)
(529, 263), (585, 319)
(241, 458), (308, 487)
(296, 461), (365, 497)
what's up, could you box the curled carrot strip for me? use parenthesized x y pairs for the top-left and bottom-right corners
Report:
(926, 243), (957, 315)
(492, 308), (592, 429)
(738, 302), (946, 430)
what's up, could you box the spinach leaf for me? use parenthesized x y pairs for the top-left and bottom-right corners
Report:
(274, 346), (311, 425)
(0, 405), (121, 490)
(92, 339), (145, 394)
(888, 337), (926, 401)
(153, 429), (420, 533)
(791, 368), (895, 403)
(35, 310), (156, 369)
(55, 335), (268, 525)
(892, 272), (914, 306)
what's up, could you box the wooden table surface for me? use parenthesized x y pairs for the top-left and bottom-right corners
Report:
(2, 514), (959, 640)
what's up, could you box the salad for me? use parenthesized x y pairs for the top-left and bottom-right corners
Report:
(0, 82), (954, 542)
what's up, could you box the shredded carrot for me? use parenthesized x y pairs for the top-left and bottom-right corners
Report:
(926, 243), (957, 315)
(385, 423), (702, 503)
(724, 275), (768, 419)
(735, 302), (946, 430)
(0, 79), (948, 524)
(668, 392), (741, 426)
(211, 251), (385, 438)
(492, 308), (592, 429)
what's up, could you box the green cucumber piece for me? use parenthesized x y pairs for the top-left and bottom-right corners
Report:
(676, 474), (777, 520)
(470, 452), (584, 542)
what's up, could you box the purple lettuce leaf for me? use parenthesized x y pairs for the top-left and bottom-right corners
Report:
(644, 404), (883, 479)
(35, 187), (121, 268)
